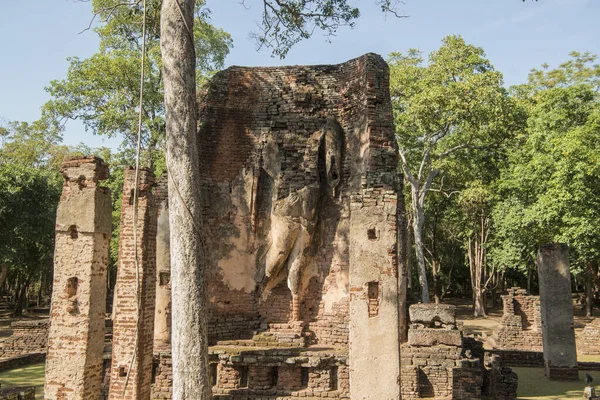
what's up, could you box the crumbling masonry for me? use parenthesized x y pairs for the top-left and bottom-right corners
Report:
(45, 157), (111, 400)
(45, 54), (519, 399)
(493, 288), (542, 352)
(108, 167), (157, 399)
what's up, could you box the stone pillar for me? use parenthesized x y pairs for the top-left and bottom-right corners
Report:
(348, 55), (401, 400)
(108, 167), (157, 399)
(45, 156), (111, 400)
(153, 175), (171, 352)
(537, 243), (578, 380)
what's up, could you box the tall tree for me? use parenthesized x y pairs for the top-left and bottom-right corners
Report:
(492, 84), (600, 312)
(40, 0), (232, 169)
(491, 52), (600, 312)
(0, 122), (63, 315)
(389, 36), (518, 303)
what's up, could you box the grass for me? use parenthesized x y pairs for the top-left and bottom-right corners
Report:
(0, 362), (44, 399)
(515, 367), (597, 399)
(578, 354), (600, 362)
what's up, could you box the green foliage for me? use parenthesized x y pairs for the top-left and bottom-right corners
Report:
(492, 83), (600, 272)
(390, 35), (518, 174)
(389, 36), (521, 301)
(253, 0), (359, 58)
(0, 122), (63, 285)
(40, 0), (232, 167)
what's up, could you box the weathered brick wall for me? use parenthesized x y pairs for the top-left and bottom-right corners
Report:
(493, 288), (543, 351)
(482, 353), (518, 399)
(0, 353), (45, 373)
(148, 351), (349, 399)
(0, 320), (48, 359)
(109, 167), (157, 400)
(45, 156), (111, 400)
(401, 304), (485, 400)
(577, 318), (600, 355)
(210, 351), (349, 398)
(151, 352), (172, 400)
(197, 54), (397, 351)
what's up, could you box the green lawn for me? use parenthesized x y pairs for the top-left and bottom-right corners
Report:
(0, 362), (44, 399)
(515, 367), (597, 399)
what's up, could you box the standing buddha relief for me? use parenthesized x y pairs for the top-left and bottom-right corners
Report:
(259, 118), (344, 322)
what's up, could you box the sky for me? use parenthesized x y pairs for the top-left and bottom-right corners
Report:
(0, 0), (598, 150)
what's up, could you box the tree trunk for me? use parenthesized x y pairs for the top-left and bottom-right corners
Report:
(397, 179), (408, 343)
(412, 205), (429, 303)
(527, 264), (532, 295)
(432, 260), (440, 304)
(406, 215), (413, 291)
(0, 264), (8, 290)
(468, 239), (486, 317)
(13, 281), (28, 317)
(586, 261), (594, 317)
(161, 1), (211, 398)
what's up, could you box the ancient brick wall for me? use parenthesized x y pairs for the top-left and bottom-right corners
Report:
(577, 318), (600, 355)
(109, 167), (157, 399)
(493, 288), (543, 351)
(0, 320), (48, 359)
(45, 156), (111, 400)
(195, 53), (400, 398)
(482, 353), (518, 399)
(401, 304), (484, 400)
(151, 352), (172, 400)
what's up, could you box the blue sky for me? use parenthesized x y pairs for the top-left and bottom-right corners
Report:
(0, 0), (598, 150)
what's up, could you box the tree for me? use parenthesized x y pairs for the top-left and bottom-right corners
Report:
(389, 36), (518, 303)
(492, 84), (600, 313)
(0, 122), (63, 316)
(40, 0), (232, 169)
(491, 52), (600, 313)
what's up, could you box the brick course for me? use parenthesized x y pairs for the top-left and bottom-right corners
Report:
(45, 156), (111, 400)
(493, 288), (543, 352)
(108, 167), (157, 400)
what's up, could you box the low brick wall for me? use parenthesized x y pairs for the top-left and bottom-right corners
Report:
(493, 289), (543, 352)
(0, 386), (36, 400)
(0, 353), (45, 373)
(152, 352), (172, 400)
(0, 320), (48, 359)
(577, 319), (600, 355)
(488, 349), (544, 367)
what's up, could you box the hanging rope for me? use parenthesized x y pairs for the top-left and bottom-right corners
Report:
(121, 0), (146, 396)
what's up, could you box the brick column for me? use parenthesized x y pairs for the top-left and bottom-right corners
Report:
(108, 167), (157, 399)
(348, 55), (401, 399)
(537, 243), (578, 380)
(45, 156), (111, 400)
(153, 174), (171, 352)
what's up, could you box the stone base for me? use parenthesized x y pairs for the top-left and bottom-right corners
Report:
(408, 328), (462, 347)
(546, 366), (579, 380)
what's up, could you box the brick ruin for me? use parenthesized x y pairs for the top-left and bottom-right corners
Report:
(0, 320), (48, 359)
(108, 168), (157, 399)
(43, 54), (523, 399)
(493, 288), (542, 352)
(193, 52), (401, 399)
(577, 319), (600, 355)
(45, 157), (111, 400)
(400, 304), (517, 399)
